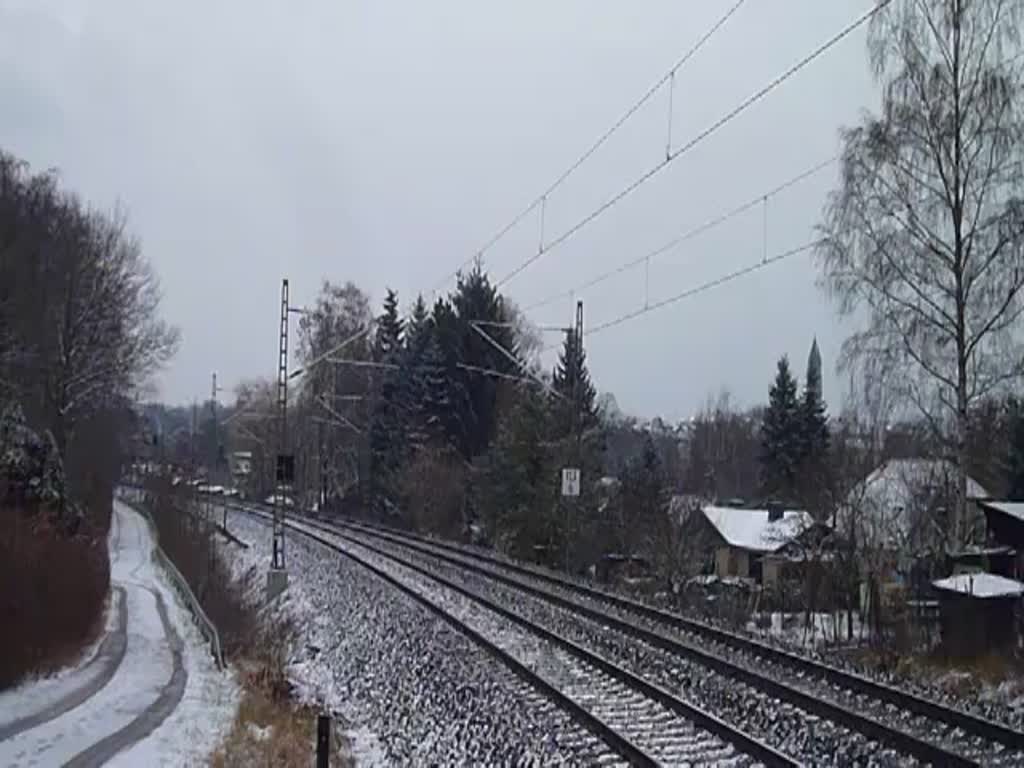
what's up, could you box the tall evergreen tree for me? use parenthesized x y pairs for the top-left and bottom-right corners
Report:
(404, 294), (430, 354)
(476, 385), (554, 560)
(431, 297), (471, 456)
(619, 432), (668, 556)
(399, 300), (449, 453)
(801, 338), (830, 460)
(760, 356), (803, 500)
(373, 288), (404, 362)
(550, 328), (598, 439)
(368, 289), (406, 517)
(449, 266), (518, 461)
(547, 327), (605, 572)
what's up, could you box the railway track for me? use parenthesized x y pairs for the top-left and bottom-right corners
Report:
(227, 499), (1024, 767)
(232, 503), (794, 767)
(328, 516), (1024, 760)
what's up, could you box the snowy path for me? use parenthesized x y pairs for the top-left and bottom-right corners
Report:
(0, 502), (238, 767)
(0, 588), (127, 742)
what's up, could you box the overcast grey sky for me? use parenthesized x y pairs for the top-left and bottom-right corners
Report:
(0, 1), (879, 421)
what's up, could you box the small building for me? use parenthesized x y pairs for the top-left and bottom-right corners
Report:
(978, 501), (1024, 579)
(932, 572), (1024, 657)
(700, 504), (819, 588)
(596, 553), (652, 585)
(842, 458), (991, 612)
(229, 451), (253, 486)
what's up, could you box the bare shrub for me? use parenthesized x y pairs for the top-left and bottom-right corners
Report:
(398, 447), (467, 538)
(142, 476), (263, 659)
(0, 511), (109, 688)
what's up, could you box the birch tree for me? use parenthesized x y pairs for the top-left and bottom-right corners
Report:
(818, 0), (1024, 547)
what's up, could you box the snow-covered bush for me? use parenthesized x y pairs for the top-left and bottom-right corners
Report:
(0, 401), (64, 509)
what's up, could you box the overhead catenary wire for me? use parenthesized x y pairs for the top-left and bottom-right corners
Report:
(324, 355), (554, 389)
(495, 1), (890, 289)
(429, 0), (750, 295)
(278, 1), (753, 393)
(584, 238), (822, 339)
(469, 322), (562, 398)
(523, 155), (837, 312)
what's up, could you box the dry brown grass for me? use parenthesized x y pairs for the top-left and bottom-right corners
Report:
(208, 609), (354, 766)
(848, 644), (1024, 697)
(138, 479), (351, 767)
(209, 667), (353, 768)
(0, 509), (110, 688)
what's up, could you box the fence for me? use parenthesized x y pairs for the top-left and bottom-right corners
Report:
(116, 487), (225, 669)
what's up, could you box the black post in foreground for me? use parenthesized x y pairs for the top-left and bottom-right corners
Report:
(316, 713), (331, 768)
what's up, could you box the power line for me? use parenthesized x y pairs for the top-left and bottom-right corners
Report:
(495, 1), (890, 289)
(584, 239), (821, 339)
(287, 4), (752, 386)
(523, 155), (837, 312)
(428, 0), (750, 295)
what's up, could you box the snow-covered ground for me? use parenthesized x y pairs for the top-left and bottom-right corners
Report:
(0, 589), (123, 739)
(221, 507), (607, 766)
(0, 502), (238, 767)
(745, 611), (866, 649)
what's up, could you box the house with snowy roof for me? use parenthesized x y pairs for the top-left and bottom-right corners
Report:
(842, 458), (990, 559)
(840, 458), (992, 617)
(698, 503), (824, 588)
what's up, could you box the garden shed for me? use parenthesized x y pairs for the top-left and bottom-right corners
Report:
(931, 572), (1024, 657)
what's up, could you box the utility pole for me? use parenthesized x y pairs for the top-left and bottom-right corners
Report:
(562, 300), (584, 573)
(190, 400), (198, 481)
(211, 372), (226, 528)
(268, 278), (292, 600)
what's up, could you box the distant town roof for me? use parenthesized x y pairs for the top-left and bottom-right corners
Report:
(932, 572), (1024, 599)
(702, 506), (813, 554)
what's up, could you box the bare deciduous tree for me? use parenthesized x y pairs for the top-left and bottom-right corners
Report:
(818, 0), (1024, 547)
(296, 280), (374, 509)
(0, 151), (177, 515)
(682, 391), (762, 503)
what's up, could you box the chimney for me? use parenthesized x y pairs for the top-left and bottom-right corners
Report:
(767, 501), (784, 523)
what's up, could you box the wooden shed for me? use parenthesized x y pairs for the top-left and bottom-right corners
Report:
(931, 572), (1024, 657)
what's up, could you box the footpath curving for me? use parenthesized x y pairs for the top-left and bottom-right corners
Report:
(0, 501), (237, 767)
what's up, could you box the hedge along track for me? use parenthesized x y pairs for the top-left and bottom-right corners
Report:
(234, 504), (797, 767)
(251, 506), (1023, 768)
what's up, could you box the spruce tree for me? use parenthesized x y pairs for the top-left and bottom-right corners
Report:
(450, 265), (517, 460)
(373, 288), (404, 362)
(476, 386), (553, 560)
(760, 355), (802, 500)
(368, 289), (406, 517)
(548, 327), (604, 571)
(550, 328), (598, 438)
(401, 311), (449, 453)
(620, 432), (668, 555)
(431, 297), (471, 456)
(405, 295), (430, 354)
(801, 338), (830, 460)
